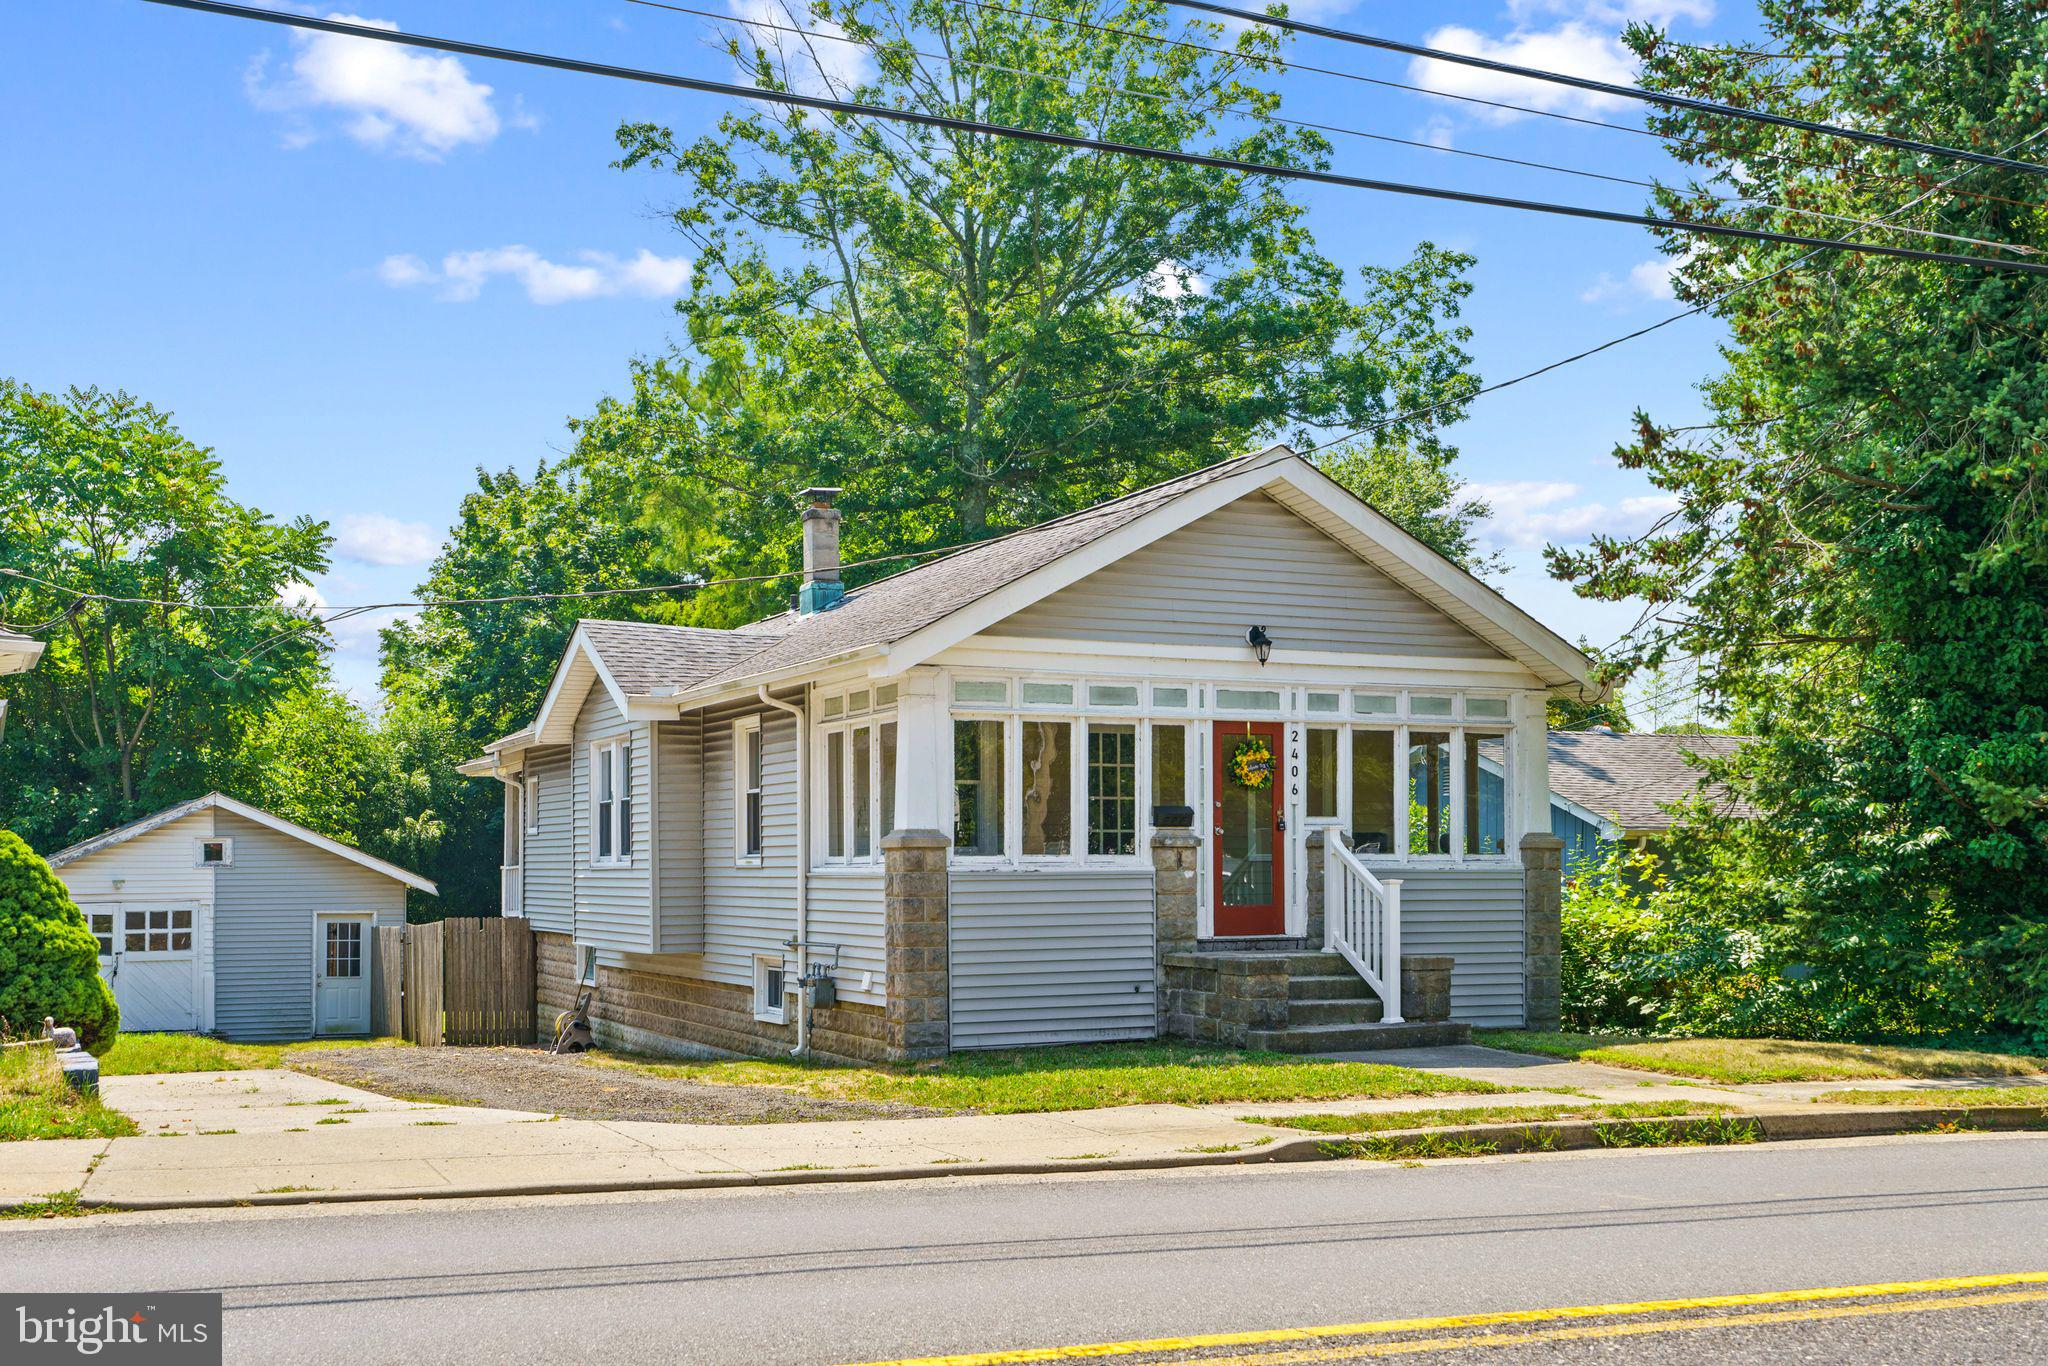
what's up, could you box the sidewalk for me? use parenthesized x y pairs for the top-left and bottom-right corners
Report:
(7, 1051), (2041, 1213)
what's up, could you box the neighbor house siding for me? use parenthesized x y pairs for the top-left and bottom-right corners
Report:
(209, 811), (404, 1040)
(983, 492), (1501, 658)
(655, 713), (706, 954)
(807, 869), (886, 1007)
(948, 869), (1157, 1049)
(569, 686), (656, 954)
(700, 700), (800, 992)
(1378, 865), (1526, 1027)
(521, 746), (575, 936)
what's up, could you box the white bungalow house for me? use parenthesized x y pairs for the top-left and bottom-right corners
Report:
(47, 794), (436, 1039)
(461, 446), (1597, 1063)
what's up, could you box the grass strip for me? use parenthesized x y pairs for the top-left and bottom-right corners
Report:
(0, 1044), (137, 1141)
(1319, 1113), (1765, 1161)
(1245, 1100), (1732, 1134)
(1815, 1086), (2048, 1107)
(99, 1034), (408, 1076)
(1475, 1031), (2044, 1084)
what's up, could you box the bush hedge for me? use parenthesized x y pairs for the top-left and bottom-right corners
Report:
(0, 829), (119, 1052)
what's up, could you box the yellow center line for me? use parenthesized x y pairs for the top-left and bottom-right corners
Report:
(1193, 1289), (2048, 1363)
(841, 1270), (2048, 1366)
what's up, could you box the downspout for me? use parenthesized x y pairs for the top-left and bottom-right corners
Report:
(757, 684), (811, 1058)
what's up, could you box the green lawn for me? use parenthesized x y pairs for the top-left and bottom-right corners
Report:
(1475, 1032), (2045, 1084)
(1244, 1099), (1734, 1134)
(0, 1045), (137, 1142)
(585, 1041), (1506, 1114)
(99, 1034), (408, 1077)
(1816, 1086), (2048, 1108)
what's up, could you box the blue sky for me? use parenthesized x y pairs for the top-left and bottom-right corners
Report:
(5, 0), (1750, 718)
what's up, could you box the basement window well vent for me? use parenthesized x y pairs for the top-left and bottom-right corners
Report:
(754, 956), (788, 1024)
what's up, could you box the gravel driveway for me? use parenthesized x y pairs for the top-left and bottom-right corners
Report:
(290, 1046), (945, 1125)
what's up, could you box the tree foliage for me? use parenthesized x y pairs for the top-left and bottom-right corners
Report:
(586, 0), (1485, 617)
(0, 381), (330, 850)
(0, 830), (119, 1052)
(1553, 0), (2048, 1040)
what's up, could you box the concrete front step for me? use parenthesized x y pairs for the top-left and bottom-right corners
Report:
(1287, 998), (1385, 1027)
(1287, 973), (1377, 1003)
(1245, 1020), (1472, 1053)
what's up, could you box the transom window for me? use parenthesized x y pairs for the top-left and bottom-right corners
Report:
(589, 737), (634, 865)
(814, 686), (899, 863)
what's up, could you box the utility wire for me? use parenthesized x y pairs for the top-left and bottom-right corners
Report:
(630, 0), (2032, 256)
(132, 2), (2048, 276)
(1156, 0), (2048, 178)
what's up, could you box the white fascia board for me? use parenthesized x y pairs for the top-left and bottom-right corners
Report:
(531, 627), (632, 744)
(881, 450), (1299, 674)
(934, 636), (1542, 685)
(1261, 465), (1602, 696)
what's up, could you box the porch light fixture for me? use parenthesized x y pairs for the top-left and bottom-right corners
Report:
(1246, 625), (1273, 666)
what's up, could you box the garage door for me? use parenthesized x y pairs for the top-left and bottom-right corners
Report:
(92, 902), (201, 1032)
(948, 870), (1156, 1050)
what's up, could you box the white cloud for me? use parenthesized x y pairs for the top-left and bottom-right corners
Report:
(1580, 256), (1679, 304)
(1507, 0), (1714, 24)
(378, 246), (693, 304)
(724, 0), (875, 96)
(278, 580), (328, 613)
(334, 513), (439, 567)
(1409, 23), (1637, 123)
(1139, 258), (1209, 301)
(1466, 480), (1681, 549)
(245, 13), (509, 159)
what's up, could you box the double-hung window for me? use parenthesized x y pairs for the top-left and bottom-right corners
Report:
(815, 688), (900, 862)
(736, 717), (765, 863)
(590, 737), (633, 864)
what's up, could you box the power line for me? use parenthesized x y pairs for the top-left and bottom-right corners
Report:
(632, 0), (2032, 257)
(132, 2), (2048, 276)
(1156, 0), (2048, 179)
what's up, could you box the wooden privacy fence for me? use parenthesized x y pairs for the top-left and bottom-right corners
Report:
(372, 918), (534, 1046)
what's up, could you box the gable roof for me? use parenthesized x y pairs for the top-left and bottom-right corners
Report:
(1547, 731), (1754, 832)
(46, 793), (438, 895)
(0, 629), (44, 675)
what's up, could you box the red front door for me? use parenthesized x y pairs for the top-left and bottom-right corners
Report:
(1212, 721), (1286, 936)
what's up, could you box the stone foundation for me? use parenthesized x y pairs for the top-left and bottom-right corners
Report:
(1162, 952), (1292, 1046)
(1399, 954), (1454, 1023)
(534, 931), (890, 1064)
(1520, 832), (1564, 1031)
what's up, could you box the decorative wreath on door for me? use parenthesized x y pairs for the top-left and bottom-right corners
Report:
(1228, 735), (1276, 791)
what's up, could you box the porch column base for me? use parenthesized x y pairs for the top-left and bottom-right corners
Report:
(1151, 831), (1200, 1031)
(1520, 832), (1565, 1030)
(883, 829), (951, 1061)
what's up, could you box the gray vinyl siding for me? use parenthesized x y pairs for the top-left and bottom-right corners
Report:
(948, 869), (1157, 1049)
(701, 701), (801, 991)
(209, 812), (405, 1041)
(522, 747), (575, 936)
(570, 687), (657, 954)
(808, 869), (885, 1006)
(656, 714), (706, 953)
(1378, 865), (1527, 1026)
(985, 492), (1500, 658)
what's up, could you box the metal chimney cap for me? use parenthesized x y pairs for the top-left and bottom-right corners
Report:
(798, 486), (844, 506)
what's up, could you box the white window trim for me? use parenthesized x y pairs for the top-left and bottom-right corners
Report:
(578, 943), (599, 987)
(588, 737), (634, 867)
(753, 954), (788, 1024)
(734, 716), (764, 866)
(810, 687), (899, 868)
(195, 837), (233, 868)
(524, 775), (540, 835)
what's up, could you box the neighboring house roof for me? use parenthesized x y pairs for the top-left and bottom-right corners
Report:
(46, 792), (438, 895)
(0, 629), (44, 675)
(1547, 730), (1754, 833)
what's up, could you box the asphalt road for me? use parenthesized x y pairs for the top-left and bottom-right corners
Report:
(4, 1133), (2046, 1364)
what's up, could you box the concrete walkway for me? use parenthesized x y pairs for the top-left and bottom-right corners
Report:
(1333, 1043), (1763, 1108)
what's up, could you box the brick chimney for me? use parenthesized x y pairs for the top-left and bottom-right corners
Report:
(798, 486), (845, 614)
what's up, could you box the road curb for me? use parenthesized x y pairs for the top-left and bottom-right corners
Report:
(26, 1105), (2048, 1214)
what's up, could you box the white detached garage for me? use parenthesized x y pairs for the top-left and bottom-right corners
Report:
(46, 794), (435, 1039)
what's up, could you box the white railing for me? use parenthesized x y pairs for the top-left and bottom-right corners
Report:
(500, 864), (523, 919)
(1323, 839), (1403, 1023)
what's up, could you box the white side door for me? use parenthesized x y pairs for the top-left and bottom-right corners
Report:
(96, 903), (201, 1032)
(314, 915), (372, 1036)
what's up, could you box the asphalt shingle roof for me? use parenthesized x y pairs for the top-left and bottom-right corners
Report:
(576, 618), (793, 697)
(1547, 730), (1753, 831)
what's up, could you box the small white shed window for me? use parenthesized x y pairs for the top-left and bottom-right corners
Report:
(754, 955), (787, 1023)
(196, 838), (233, 867)
(735, 717), (764, 863)
(590, 738), (634, 864)
(89, 911), (114, 957)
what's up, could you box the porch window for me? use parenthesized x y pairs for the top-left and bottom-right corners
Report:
(826, 730), (846, 858)
(852, 725), (873, 857)
(1407, 731), (1452, 855)
(878, 720), (898, 842)
(1464, 732), (1509, 855)
(816, 689), (900, 862)
(1020, 720), (1072, 857)
(954, 719), (1005, 857)
(1351, 730), (1397, 855)
(1305, 727), (1339, 821)
(1152, 723), (1186, 808)
(1087, 724), (1138, 856)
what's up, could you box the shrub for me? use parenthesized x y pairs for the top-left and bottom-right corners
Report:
(0, 830), (118, 1052)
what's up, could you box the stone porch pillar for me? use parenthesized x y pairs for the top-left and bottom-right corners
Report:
(1520, 832), (1564, 1030)
(1151, 830), (1200, 1031)
(883, 829), (951, 1060)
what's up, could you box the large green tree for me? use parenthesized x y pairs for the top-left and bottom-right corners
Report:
(591, 0), (1483, 614)
(1553, 0), (2048, 1039)
(0, 382), (330, 849)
